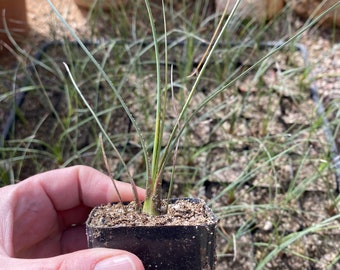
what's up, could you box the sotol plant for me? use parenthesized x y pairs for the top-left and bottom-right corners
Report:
(47, 0), (340, 217)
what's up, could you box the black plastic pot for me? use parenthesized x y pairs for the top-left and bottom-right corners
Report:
(86, 198), (218, 270)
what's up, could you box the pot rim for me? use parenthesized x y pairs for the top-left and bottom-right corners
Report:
(86, 197), (218, 228)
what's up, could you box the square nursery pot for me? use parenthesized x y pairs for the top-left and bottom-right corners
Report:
(86, 198), (218, 270)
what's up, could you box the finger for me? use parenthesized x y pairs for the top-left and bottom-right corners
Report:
(2, 248), (144, 270)
(5, 166), (145, 258)
(24, 165), (145, 211)
(60, 225), (88, 253)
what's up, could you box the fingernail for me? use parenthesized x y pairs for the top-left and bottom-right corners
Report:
(94, 255), (136, 270)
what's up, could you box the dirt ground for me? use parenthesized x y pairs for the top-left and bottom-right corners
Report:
(19, 0), (340, 108)
(25, 0), (88, 42)
(2, 1), (339, 105)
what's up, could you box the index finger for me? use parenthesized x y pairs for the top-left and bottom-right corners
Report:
(25, 165), (145, 211)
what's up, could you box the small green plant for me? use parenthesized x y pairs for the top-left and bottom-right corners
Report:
(48, 0), (340, 218)
(55, 0), (245, 216)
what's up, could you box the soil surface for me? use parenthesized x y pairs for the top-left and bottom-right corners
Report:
(88, 199), (217, 227)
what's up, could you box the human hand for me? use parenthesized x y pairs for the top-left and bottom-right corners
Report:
(0, 165), (145, 270)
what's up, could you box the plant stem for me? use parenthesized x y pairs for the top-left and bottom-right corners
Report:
(142, 0), (164, 215)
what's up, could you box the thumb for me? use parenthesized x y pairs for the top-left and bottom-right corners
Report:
(3, 248), (144, 270)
